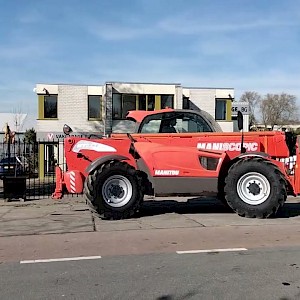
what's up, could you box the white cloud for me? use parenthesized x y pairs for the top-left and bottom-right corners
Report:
(18, 8), (43, 24)
(84, 18), (154, 41)
(0, 44), (49, 60)
(158, 12), (299, 35)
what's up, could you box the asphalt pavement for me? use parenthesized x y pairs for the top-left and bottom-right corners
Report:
(0, 194), (300, 300)
(0, 248), (299, 300)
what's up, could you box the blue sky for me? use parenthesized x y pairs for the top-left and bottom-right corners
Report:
(1, 0), (300, 115)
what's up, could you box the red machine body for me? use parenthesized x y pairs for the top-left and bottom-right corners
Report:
(52, 108), (300, 220)
(58, 131), (298, 193)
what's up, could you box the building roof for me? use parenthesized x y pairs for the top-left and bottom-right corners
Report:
(0, 113), (36, 133)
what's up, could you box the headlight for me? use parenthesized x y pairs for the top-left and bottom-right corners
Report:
(199, 157), (219, 170)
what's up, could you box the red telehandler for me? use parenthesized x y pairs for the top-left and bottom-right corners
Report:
(52, 108), (300, 220)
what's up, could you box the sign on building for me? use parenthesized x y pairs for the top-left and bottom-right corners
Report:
(37, 132), (92, 141)
(231, 102), (249, 116)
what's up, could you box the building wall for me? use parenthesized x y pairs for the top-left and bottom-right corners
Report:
(184, 88), (216, 116)
(104, 83), (112, 135)
(183, 88), (234, 132)
(111, 82), (178, 95)
(219, 122), (234, 132)
(36, 83), (235, 136)
(175, 85), (183, 110)
(36, 84), (104, 138)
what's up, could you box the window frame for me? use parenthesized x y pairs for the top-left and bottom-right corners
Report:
(88, 95), (102, 120)
(161, 95), (174, 109)
(112, 94), (138, 120)
(112, 93), (175, 120)
(122, 94), (138, 119)
(215, 98), (232, 121)
(38, 94), (58, 120)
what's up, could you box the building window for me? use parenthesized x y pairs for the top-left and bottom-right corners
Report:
(183, 97), (190, 109)
(44, 95), (57, 119)
(147, 95), (155, 111)
(138, 95), (146, 110)
(161, 95), (174, 109)
(88, 95), (102, 120)
(112, 94), (137, 119)
(112, 94), (122, 119)
(122, 95), (137, 118)
(215, 99), (227, 120)
(112, 93), (175, 119)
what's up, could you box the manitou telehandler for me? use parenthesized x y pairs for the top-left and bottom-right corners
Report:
(52, 108), (300, 220)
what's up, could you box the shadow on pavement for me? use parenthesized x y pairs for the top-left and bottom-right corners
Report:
(276, 203), (300, 218)
(157, 291), (197, 300)
(139, 197), (233, 217)
(139, 197), (300, 219)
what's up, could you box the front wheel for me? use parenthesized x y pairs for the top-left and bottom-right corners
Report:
(224, 158), (287, 218)
(84, 161), (144, 220)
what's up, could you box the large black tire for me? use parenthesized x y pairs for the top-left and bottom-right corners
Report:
(84, 161), (144, 220)
(224, 158), (287, 218)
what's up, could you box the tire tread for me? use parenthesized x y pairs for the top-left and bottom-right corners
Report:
(224, 157), (287, 219)
(84, 161), (143, 220)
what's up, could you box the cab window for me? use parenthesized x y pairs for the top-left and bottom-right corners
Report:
(139, 112), (213, 133)
(139, 113), (164, 133)
(140, 119), (162, 133)
(175, 112), (212, 133)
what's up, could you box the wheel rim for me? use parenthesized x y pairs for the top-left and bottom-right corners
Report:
(237, 172), (271, 205)
(102, 175), (133, 207)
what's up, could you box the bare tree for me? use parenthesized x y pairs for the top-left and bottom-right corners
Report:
(239, 91), (261, 126)
(12, 106), (23, 133)
(260, 93), (298, 130)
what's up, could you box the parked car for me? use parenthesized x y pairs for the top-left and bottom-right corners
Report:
(0, 156), (27, 179)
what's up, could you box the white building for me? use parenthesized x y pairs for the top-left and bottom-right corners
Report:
(35, 82), (236, 135)
(35, 81), (243, 177)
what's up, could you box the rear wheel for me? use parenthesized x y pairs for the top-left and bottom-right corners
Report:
(84, 161), (144, 220)
(224, 158), (287, 218)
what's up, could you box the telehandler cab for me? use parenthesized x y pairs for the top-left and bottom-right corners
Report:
(52, 108), (300, 220)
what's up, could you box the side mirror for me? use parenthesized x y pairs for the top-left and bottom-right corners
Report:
(237, 111), (244, 131)
(63, 124), (73, 136)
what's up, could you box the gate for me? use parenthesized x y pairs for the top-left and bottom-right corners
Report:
(0, 139), (64, 200)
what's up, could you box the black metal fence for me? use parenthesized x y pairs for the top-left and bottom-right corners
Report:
(0, 139), (62, 200)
